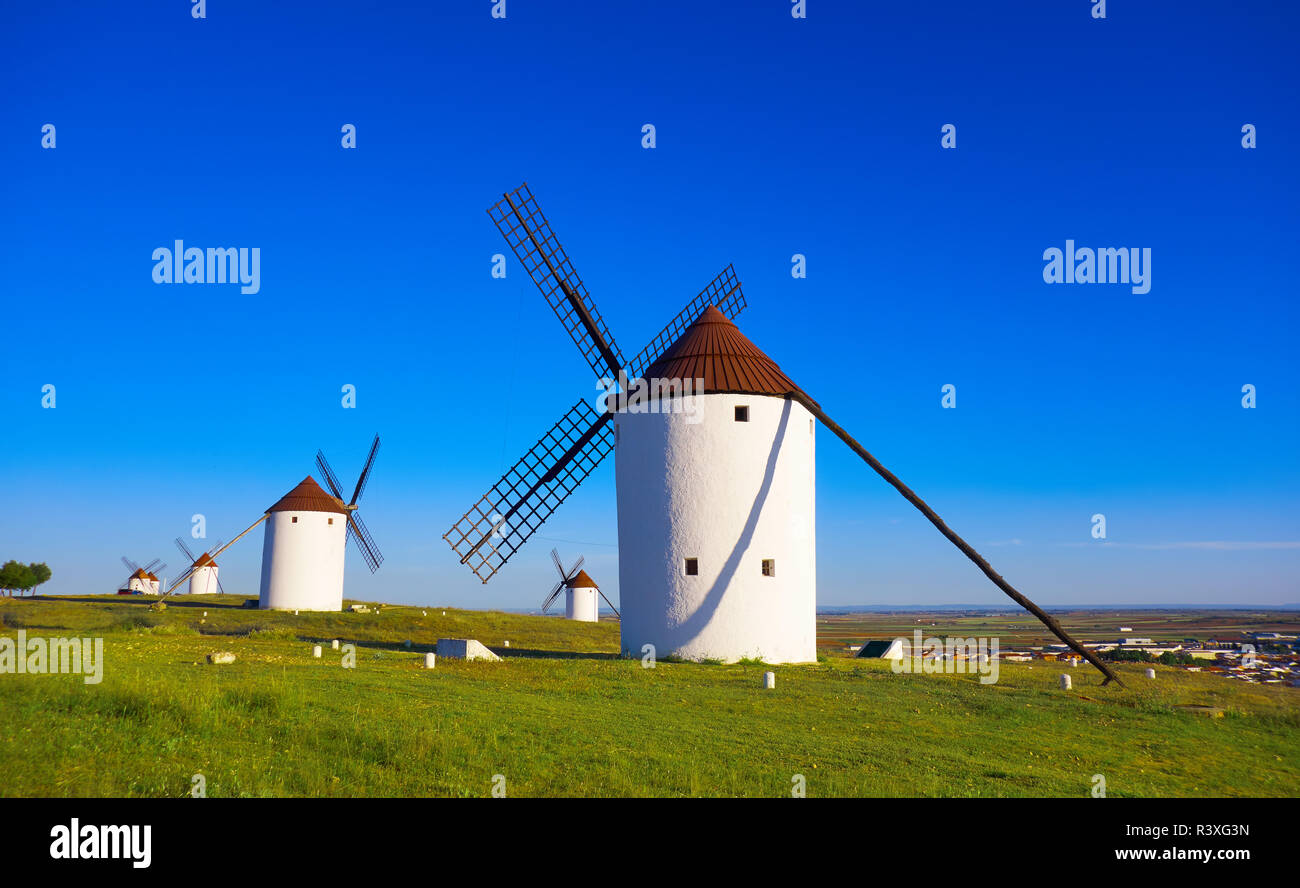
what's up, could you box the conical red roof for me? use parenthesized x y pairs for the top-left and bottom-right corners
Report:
(641, 306), (811, 401)
(194, 552), (217, 568)
(267, 476), (349, 514)
(566, 569), (598, 589)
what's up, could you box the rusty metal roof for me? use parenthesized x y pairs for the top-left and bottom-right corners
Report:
(194, 553), (217, 568)
(267, 476), (349, 514)
(566, 569), (598, 589)
(640, 305), (810, 401)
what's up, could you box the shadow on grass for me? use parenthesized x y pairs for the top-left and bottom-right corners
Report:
(491, 647), (620, 661)
(32, 595), (251, 611)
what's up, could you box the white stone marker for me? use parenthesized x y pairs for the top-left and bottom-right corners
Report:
(424, 653), (436, 669)
(1144, 668), (1156, 679)
(436, 638), (501, 662)
(763, 671), (776, 689)
(331, 639), (339, 650)
(1060, 674), (1072, 691)
(505, 640), (510, 648)
(312, 645), (322, 658)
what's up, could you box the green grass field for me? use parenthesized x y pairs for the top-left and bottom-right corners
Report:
(1, 595), (1297, 797)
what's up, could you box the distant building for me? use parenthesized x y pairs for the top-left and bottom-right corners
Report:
(856, 639), (905, 660)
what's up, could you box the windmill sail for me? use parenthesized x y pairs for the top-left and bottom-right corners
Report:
(445, 259), (749, 581)
(444, 399), (615, 583)
(625, 264), (746, 381)
(346, 511), (383, 573)
(317, 438), (384, 573)
(489, 183), (624, 379)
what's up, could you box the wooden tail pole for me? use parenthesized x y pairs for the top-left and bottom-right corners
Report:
(792, 394), (1124, 687)
(162, 514), (269, 599)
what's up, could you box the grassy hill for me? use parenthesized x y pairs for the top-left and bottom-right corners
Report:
(1, 594), (1297, 797)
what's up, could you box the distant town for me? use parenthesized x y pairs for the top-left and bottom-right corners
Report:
(823, 609), (1300, 686)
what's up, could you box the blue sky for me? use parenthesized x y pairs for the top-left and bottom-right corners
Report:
(2, 1), (1297, 608)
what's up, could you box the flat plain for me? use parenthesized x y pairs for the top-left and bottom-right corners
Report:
(1, 595), (1296, 797)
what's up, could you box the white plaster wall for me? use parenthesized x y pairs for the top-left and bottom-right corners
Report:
(258, 510), (347, 611)
(615, 393), (816, 663)
(566, 586), (599, 622)
(189, 565), (219, 595)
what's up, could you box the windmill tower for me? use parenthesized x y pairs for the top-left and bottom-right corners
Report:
(445, 185), (1125, 682)
(616, 307), (817, 662)
(159, 437), (384, 610)
(541, 549), (617, 622)
(175, 537), (225, 595)
(258, 435), (384, 611)
(119, 557), (165, 595)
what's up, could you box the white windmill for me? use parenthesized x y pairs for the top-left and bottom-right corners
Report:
(259, 436), (384, 611)
(118, 557), (165, 595)
(174, 537), (225, 595)
(445, 184), (1124, 683)
(161, 436), (384, 614)
(541, 549), (616, 622)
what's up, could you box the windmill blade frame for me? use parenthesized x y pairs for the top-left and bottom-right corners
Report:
(347, 511), (383, 573)
(350, 434), (381, 506)
(444, 265), (746, 584)
(316, 450), (347, 502)
(541, 579), (564, 613)
(625, 264), (747, 382)
(443, 398), (614, 583)
(174, 537), (196, 563)
(488, 183), (624, 380)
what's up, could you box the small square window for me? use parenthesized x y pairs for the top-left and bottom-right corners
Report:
(809, 418), (814, 434)
(328, 518), (334, 525)
(762, 559), (776, 577)
(291, 516), (298, 524)
(684, 557), (699, 576)
(735, 405), (749, 422)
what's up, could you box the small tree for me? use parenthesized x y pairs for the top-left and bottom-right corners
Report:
(0, 561), (48, 597)
(0, 561), (25, 597)
(25, 563), (51, 597)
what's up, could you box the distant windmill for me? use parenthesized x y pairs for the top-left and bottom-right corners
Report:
(445, 183), (1122, 684)
(542, 549), (617, 622)
(118, 557), (165, 595)
(164, 436), (384, 612)
(174, 537), (226, 595)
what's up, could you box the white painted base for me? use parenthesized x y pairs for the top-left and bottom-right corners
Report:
(258, 510), (347, 612)
(615, 394), (817, 664)
(566, 586), (599, 622)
